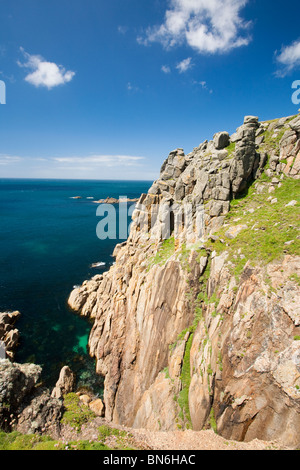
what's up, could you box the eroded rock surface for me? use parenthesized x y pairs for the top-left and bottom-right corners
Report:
(68, 114), (300, 448)
(0, 311), (21, 361)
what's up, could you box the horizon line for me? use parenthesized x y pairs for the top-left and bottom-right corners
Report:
(0, 177), (154, 182)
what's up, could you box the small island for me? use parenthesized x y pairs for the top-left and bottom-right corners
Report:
(92, 197), (139, 204)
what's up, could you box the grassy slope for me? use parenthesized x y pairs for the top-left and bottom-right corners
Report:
(208, 176), (300, 278)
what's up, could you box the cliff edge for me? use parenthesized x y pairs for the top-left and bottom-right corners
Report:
(68, 114), (300, 448)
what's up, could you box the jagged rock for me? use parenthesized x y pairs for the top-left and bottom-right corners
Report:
(174, 179), (185, 201)
(0, 311), (21, 361)
(0, 358), (65, 435)
(0, 359), (42, 430)
(67, 113), (300, 448)
(16, 391), (63, 436)
(244, 115), (259, 125)
(255, 134), (265, 146)
(209, 201), (230, 217)
(51, 366), (76, 399)
(188, 255), (300, 448)
(269, 154), (280, 170)
(160, 149), (187, 182)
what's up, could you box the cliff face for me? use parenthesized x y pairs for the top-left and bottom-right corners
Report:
(68, 114), (300, 448)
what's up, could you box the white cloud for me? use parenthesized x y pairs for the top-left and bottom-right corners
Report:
(275, 39), (300, 77)
(127, 82), (141, 93)
(161, 65), (171, 74)
(118, 25), (128, 34)
(53, 155), (145, 168)
(139, 0), (251, 54)
(18, 48), (75, 89)
(0, 154), (22, 165)
(192, 79), (213, 93)
(176, 57), (193, 73)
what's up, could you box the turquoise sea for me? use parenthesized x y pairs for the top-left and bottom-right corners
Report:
(0, 179), (151, 394)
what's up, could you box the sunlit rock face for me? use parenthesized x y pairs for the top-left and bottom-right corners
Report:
(68, 114), (300, 448)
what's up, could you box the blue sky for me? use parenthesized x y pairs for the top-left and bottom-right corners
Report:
(1, 0), (300, 180)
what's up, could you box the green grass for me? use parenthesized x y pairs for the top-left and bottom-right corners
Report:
(225, 141), (236, 158)
(209, 408), (217, 433)
(0, 425), (136, 451)
(0, 432), (63, 450)
(61, 393), (96, 433)
(208, 177), (300, 279)
(259, 116), (296, 153)
(179, 243), (192, 272)
(289, 273), (300, 286)
(147, 236), (176, 269)
(97, 425), (135, 450)
(0, 431), (112, 451)
(177, 334), (193, 426)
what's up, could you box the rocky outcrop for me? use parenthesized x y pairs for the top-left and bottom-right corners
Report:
(51, 366), (76, 400)
(16, 390), (63, 436)
(68, 114), (300, 448)
(0, 359), (65, 434)
(0, 311), (21, 361)
(0, 359), (41, 430)
(188, 254), (300, 446)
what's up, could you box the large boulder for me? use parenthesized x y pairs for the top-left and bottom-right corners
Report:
(213, 132), (230, 150)
(289, 116), (300, 133)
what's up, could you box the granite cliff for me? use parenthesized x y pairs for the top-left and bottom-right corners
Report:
(67, 113), (299, 448)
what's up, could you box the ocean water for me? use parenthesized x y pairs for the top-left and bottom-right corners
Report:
(0, 179), (151, 394)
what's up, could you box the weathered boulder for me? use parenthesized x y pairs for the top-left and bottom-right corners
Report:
(289, 116), (300, 133)
(51, 366), (76, 399)
(213, 132), (230, 150)
(89, 398), (105, 417)
(244, 115), (259, 125)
